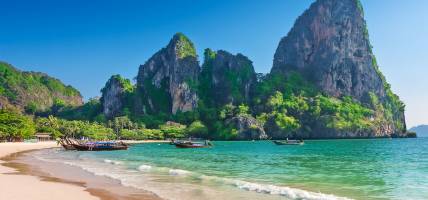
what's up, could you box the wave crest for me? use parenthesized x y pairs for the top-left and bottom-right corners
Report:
(233, 180), (351, 200)
(104, 159), (123, 165)
(138, 165), (152, 172)
(169, 169), (190, 176)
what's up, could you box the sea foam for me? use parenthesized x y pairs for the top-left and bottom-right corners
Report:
(104, 159), (123, 165)
(33, 149), (353, 200)
(232, 180), (352, 200)
(169, 169), (190, 176)
(137, 165), (152, 172)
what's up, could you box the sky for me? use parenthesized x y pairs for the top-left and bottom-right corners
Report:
(0, 0), (427, 127)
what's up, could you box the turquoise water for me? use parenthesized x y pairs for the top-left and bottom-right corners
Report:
(34, 138), (428, 200)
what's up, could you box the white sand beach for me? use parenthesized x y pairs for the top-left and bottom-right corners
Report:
(0, 142), (100, 200)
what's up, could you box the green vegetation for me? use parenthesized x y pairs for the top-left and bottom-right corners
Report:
(360, 9), (406, 133)
(199, 49), (255, 106)
(101, 75), (134, 95)
(186, 121), (208, 138)
(0, 62), (82, 112)
(0, 109), (35, 141)
(355, 0), (364, 14)
(142, 78), (171, 114)
(175, 33), (197, 59)
(55, 98), (103, 122)
(406, 131), (417, 138)
(252, 72), (381, 137)
(198, 49), (217, 107)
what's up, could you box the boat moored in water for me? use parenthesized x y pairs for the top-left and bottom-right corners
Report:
(72, 141), (128, 151)
(60, 138), (128, 151)
(174, 140), (213, 148)
(273, 140), (304, 146)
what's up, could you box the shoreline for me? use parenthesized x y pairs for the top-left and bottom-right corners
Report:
(0, 141), (163, 200)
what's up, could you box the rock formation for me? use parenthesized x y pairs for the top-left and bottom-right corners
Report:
(200, 49), (257, 107)
(136, 33), (199, 114)
(272, 0), (384, 103)
(226, 115), (268, 140)
(270, 0), (406, 137)
(100, 75), (133, 118)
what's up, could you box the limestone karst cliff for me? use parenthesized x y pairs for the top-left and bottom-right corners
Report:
(136, 33), (199, 115)
(69, 0), (408, 139)
(199, 49), (257, 107)
(268, 0), (406, 137)
(100, 75), (133, 118)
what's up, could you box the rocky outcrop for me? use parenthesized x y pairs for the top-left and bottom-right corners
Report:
(100, 75), (133, 118)
(270, 0), (406, 137)
(200, 49), (257, 106)
(136, 33), (199, 114)
(225, 115), (268, 140)
(272, 0), (384, 103)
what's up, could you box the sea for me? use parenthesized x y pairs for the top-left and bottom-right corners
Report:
(30, 138), (428, 200)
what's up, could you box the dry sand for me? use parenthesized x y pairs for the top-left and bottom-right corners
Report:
(0, 141), (100, 200)
(0, 141), (164, 200)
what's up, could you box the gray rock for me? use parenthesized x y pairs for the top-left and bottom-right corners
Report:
(201, 49), (257, 106)
(226, 115), (268, 140)
(136, 33), (199, 114)
(270, 0), (406, 137)
(101, 75), (131, 118)
(272, 0), (384, 103)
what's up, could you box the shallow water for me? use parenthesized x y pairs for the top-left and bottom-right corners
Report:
(32, 138), (428, 200)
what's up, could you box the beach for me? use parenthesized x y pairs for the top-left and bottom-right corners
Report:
(0, 141), (162, 200)
(0, 141), (100, 200)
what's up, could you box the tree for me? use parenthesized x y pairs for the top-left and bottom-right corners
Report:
(159, 122), (186, 139)
(219, 104), (236, 119)
(58, 120), (82, 138)
(109, 116), (134, 138)
(186, 121), (208, 138)
(35, 115), (62, 138)
(273, 112), (300, 133)
(81, 122), (115, 140)
(237, 104), (250, 115)
(0, 109), (35, 141)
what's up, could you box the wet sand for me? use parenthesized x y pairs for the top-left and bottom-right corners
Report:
(0, 142), (162, 200)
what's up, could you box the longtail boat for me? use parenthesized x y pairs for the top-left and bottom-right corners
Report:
(72, 141), (128, 151)
(59, 138), (78, 150)
(174, 140), (212, 148)
(60, 138), (128, 151)
(273, 140), (304, 146)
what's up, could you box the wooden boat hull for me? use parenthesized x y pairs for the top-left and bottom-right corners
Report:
(61, 144), (76, 150)
(273, 141), (304, 146)
(174, 143), (210, 148)
(72, 144), (128, 151)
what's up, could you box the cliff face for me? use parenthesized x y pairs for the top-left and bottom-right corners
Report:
(272, 0), (384, 103)
(270, 0), (406, 137)
(0, 62), (83, 112)
(136, 33), (199, 114)
(225, 115), (268, 140)
(100, 75), (133, 118)
(200, 49), (257, 107)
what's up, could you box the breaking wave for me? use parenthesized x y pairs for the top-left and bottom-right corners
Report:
(232, 180), (352, 200)
(137, 165), (152, 172)
(104, 159), (123, 165)
(31, 149), (353, 200)
(168, 169), (190, 176)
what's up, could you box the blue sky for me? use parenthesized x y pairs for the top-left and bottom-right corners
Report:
(0, 0), (427, 127)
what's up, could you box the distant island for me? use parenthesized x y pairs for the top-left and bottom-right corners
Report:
(0, 0), (412, 141)
(410, 125), (428, 137)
